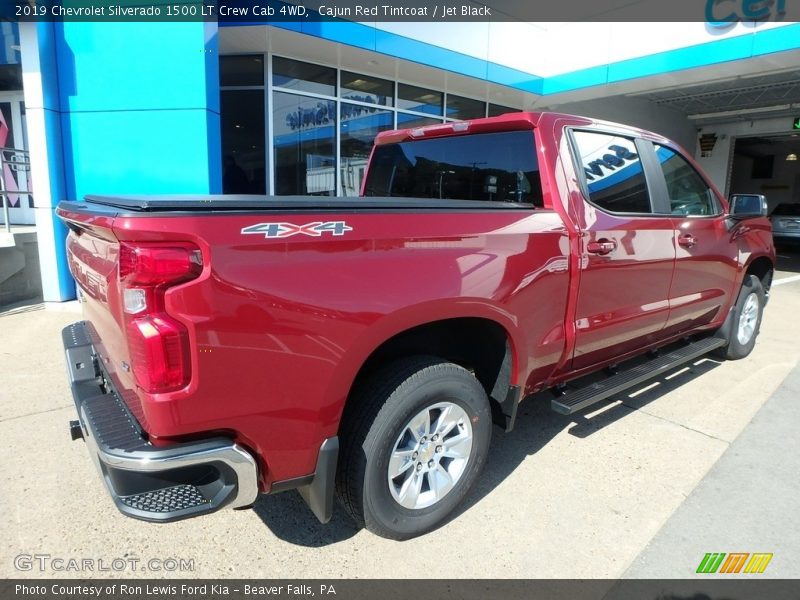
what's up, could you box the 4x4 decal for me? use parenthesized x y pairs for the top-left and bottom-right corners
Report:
(241, 221), (353, 238)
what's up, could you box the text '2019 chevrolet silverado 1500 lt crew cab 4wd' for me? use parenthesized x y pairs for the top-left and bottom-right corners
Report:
(58, 112), (774, 539)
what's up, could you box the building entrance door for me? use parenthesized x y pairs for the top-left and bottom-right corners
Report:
(0, 93), (33, 226)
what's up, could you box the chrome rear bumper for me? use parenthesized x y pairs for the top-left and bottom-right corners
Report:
(63, 321), (259, 522)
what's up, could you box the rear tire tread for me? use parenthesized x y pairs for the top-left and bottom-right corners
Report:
(336, 356), (444, 524)
(718, 274), (766, 360)
(336, 356), (480, 538)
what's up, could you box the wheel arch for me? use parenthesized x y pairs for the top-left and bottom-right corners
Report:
(323, 301), (526, 438)
(715, 253), (773, 350)
(744, 254), (774, 296)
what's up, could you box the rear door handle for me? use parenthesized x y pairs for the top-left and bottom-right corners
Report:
(678, 234), (697, 248)
(586, 239), (617, 255)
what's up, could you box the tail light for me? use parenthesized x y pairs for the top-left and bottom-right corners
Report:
(119, 243), (203, 393)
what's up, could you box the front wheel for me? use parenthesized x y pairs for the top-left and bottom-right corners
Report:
(719, 274), (766, 360)
(336, 356), (492, 540)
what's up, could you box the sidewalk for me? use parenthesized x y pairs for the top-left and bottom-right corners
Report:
(624, 358), (800, 578)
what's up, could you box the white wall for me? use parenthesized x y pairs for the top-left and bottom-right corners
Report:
(371, 21), (794, 78)
(538, 95), (697, 152)
(540, 21), (792, 77)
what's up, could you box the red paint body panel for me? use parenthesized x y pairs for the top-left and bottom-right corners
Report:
(56, 111), (775, 491)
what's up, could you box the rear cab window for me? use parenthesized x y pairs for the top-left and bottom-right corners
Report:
(363, 130), (544, 207)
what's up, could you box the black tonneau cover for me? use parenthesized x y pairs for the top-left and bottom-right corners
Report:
(81, 195), (533, 212)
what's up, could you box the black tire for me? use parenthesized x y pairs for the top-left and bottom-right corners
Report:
(719, 274), (766, 360)
(336, 356), (492, 540)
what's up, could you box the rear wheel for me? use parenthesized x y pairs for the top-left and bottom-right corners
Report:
(719, 274), (766, 360)
(336, 356), (492, 540)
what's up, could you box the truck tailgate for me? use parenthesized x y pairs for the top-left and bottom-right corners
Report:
(59, 208), (145, 423)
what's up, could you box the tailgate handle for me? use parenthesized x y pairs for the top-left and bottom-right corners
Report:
(587, 239), (617, 255)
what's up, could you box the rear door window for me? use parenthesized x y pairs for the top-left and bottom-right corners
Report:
(572, 130), (652, 214)
(363, 130), (543, 206)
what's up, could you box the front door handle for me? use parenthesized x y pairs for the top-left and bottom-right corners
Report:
(587, 239), (617, 255)
(678, 234), (697, 248)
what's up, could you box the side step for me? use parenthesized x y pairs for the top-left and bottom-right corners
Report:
(552, 337), (726, 415)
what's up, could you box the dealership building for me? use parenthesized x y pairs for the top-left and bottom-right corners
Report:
(0, 15), (799, 303)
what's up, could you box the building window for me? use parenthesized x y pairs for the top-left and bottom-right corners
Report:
(219, 55), (264, 87)
(340, 105), (393, 196)
(341, 71), (394, 107)
(446, 94), (486, 120)
(488, 103), (518, 117)
(396, 114), (442, 129)
(219, 54), (520, 195)
(397, 84), (443, 116)
(273, 57), (336, 96)
(273, 92), (336, 195)
(221, 90), (265, 194)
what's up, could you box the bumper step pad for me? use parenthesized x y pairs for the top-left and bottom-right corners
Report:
(552, 336), (726, 415)
(120, 485), (210, 513)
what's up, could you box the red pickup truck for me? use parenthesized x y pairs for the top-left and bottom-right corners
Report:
(58, 112), (774, 539)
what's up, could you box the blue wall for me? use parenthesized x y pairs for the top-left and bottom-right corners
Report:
(29, 21), (222, 300)
(54, 22), (222, 200)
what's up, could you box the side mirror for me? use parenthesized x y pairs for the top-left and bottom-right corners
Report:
(729, 194), (767, 219)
